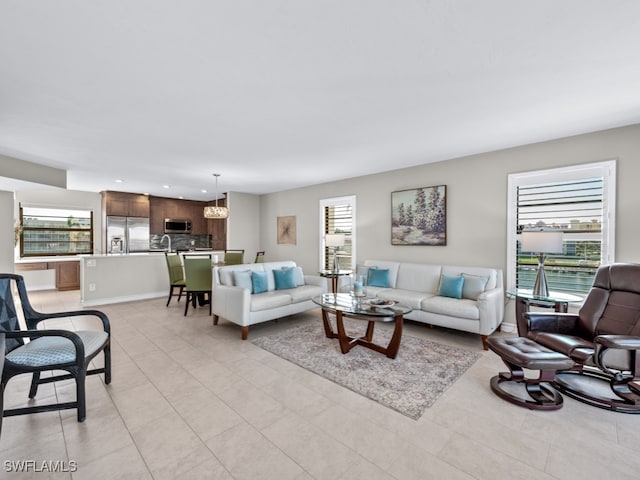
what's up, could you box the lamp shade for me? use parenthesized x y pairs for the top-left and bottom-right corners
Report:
(325, 234), (345, 247)
(520, 230), (563, 254)
(204, 173), (229, 219)
(203, 205), (229, 219)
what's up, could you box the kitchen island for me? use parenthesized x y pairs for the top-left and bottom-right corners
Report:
(80, 253), (169, 306)
(79, 251), (223, 307)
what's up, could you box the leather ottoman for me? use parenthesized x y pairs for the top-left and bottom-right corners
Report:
(487, 336), (575, 410)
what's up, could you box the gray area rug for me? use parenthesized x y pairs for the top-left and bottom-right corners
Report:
(252, 319), (482, 419)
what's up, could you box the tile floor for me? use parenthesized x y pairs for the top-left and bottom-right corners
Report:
(1, 289), (639, 479)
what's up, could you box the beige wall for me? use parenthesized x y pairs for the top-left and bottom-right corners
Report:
(0, 154), (66, 188)
(259, 124), (640, 278)
(3, 124), (639, 313)
(227, 191), (262, 262)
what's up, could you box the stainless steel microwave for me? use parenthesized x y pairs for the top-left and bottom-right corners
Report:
(164, 219), (192, 234)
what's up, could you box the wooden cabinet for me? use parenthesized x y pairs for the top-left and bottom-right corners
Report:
(208, 217), (227, 249)
(102, 191), (150, 217)
(15, 261), (80, 291)
(149, 196), (213, 235)
(15, 262), (48, 272)
(128, 195), (150, 217)
(205, 198), (227, 249)
(162, 198), (182, 220)
(149, 196), (165, 234)
(104, 195), (128, 216)
(188, 201), (207, 235)
(55, 261), (80, 291)
(149, 196), (178, 234)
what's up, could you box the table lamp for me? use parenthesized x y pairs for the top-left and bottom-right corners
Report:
(325, 234), (345, 273)
(520, 230), (563, 297)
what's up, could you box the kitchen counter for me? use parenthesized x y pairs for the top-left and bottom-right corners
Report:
(15, 257), (82, 291)
(16, 256), (84, 263)
(80, 254), (169, 306)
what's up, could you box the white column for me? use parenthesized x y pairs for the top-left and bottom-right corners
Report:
(0, 191), (15, 273)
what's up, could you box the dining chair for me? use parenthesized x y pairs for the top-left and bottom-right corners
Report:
(183, 256), (213, 316)
(255, 251), (265, 263)
(164, 252), (186, 306)
(224, 249), (245, 265)
(0, 273), (111, 424)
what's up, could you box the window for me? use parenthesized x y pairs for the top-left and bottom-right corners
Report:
(507, 161), (616, 296)
(319, 196), (356, 271)
(20, 206), (94, 257)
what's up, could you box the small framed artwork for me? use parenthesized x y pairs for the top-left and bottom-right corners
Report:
(277, 215), (297, 245)
(391, 185), (446, 245)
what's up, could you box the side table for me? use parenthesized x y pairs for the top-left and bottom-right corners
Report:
(319, 269), (353, 294)
(507, 289), (583, 336)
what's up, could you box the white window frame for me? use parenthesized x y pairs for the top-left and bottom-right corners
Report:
(506, 160), (616, 292)
(319, 195), (356, 271)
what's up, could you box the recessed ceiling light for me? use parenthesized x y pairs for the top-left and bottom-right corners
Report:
(201, 189), (207, 193)
(178, 196), (184, 199)
(115, 179), (124, 183)
(163, 185), (170, 189)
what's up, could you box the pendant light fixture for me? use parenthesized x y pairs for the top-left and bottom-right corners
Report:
(203, 173), (229, 219)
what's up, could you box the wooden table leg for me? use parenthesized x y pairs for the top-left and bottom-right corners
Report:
(384, 314), (404, 359)
(364, 321), (375, 342)
(335, 310), (356, 354)
(321, 309), (337, 339)
(323, 308), (404, 359)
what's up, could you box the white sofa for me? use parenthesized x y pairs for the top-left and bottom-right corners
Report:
(212, 261), (326, 339)
(352, 260), (504, 349)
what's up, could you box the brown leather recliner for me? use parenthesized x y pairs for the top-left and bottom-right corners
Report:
(524, 263), (640, 413)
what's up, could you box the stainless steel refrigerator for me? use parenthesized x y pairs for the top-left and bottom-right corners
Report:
(106, 216), (150, 254)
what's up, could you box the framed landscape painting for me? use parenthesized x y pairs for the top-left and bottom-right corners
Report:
(391, 185), (446, 245)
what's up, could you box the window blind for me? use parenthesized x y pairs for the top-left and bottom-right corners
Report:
(324, 203), (353, 270)
(516, 177), (603, 295)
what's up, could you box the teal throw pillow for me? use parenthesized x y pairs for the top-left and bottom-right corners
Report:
(439, 275), (464, 299)
(368, 268), (389, 288)
(251, 271), (269, 294)
(233, 270), (253, 290)
(273, 267), (297, 290)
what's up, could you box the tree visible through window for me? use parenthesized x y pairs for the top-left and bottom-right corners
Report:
(20, 206), (93, 257)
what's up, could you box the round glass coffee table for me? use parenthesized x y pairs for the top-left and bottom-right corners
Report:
(312, 293), (412, 359)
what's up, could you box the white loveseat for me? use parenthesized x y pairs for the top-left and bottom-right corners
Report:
(353, 260), (504, 349)
(212, 261), (326, 339)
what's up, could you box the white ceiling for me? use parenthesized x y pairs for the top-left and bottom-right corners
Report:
(1, 1), (640, 200)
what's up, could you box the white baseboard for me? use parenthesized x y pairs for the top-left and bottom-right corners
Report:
(81, 291), (165, 307)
